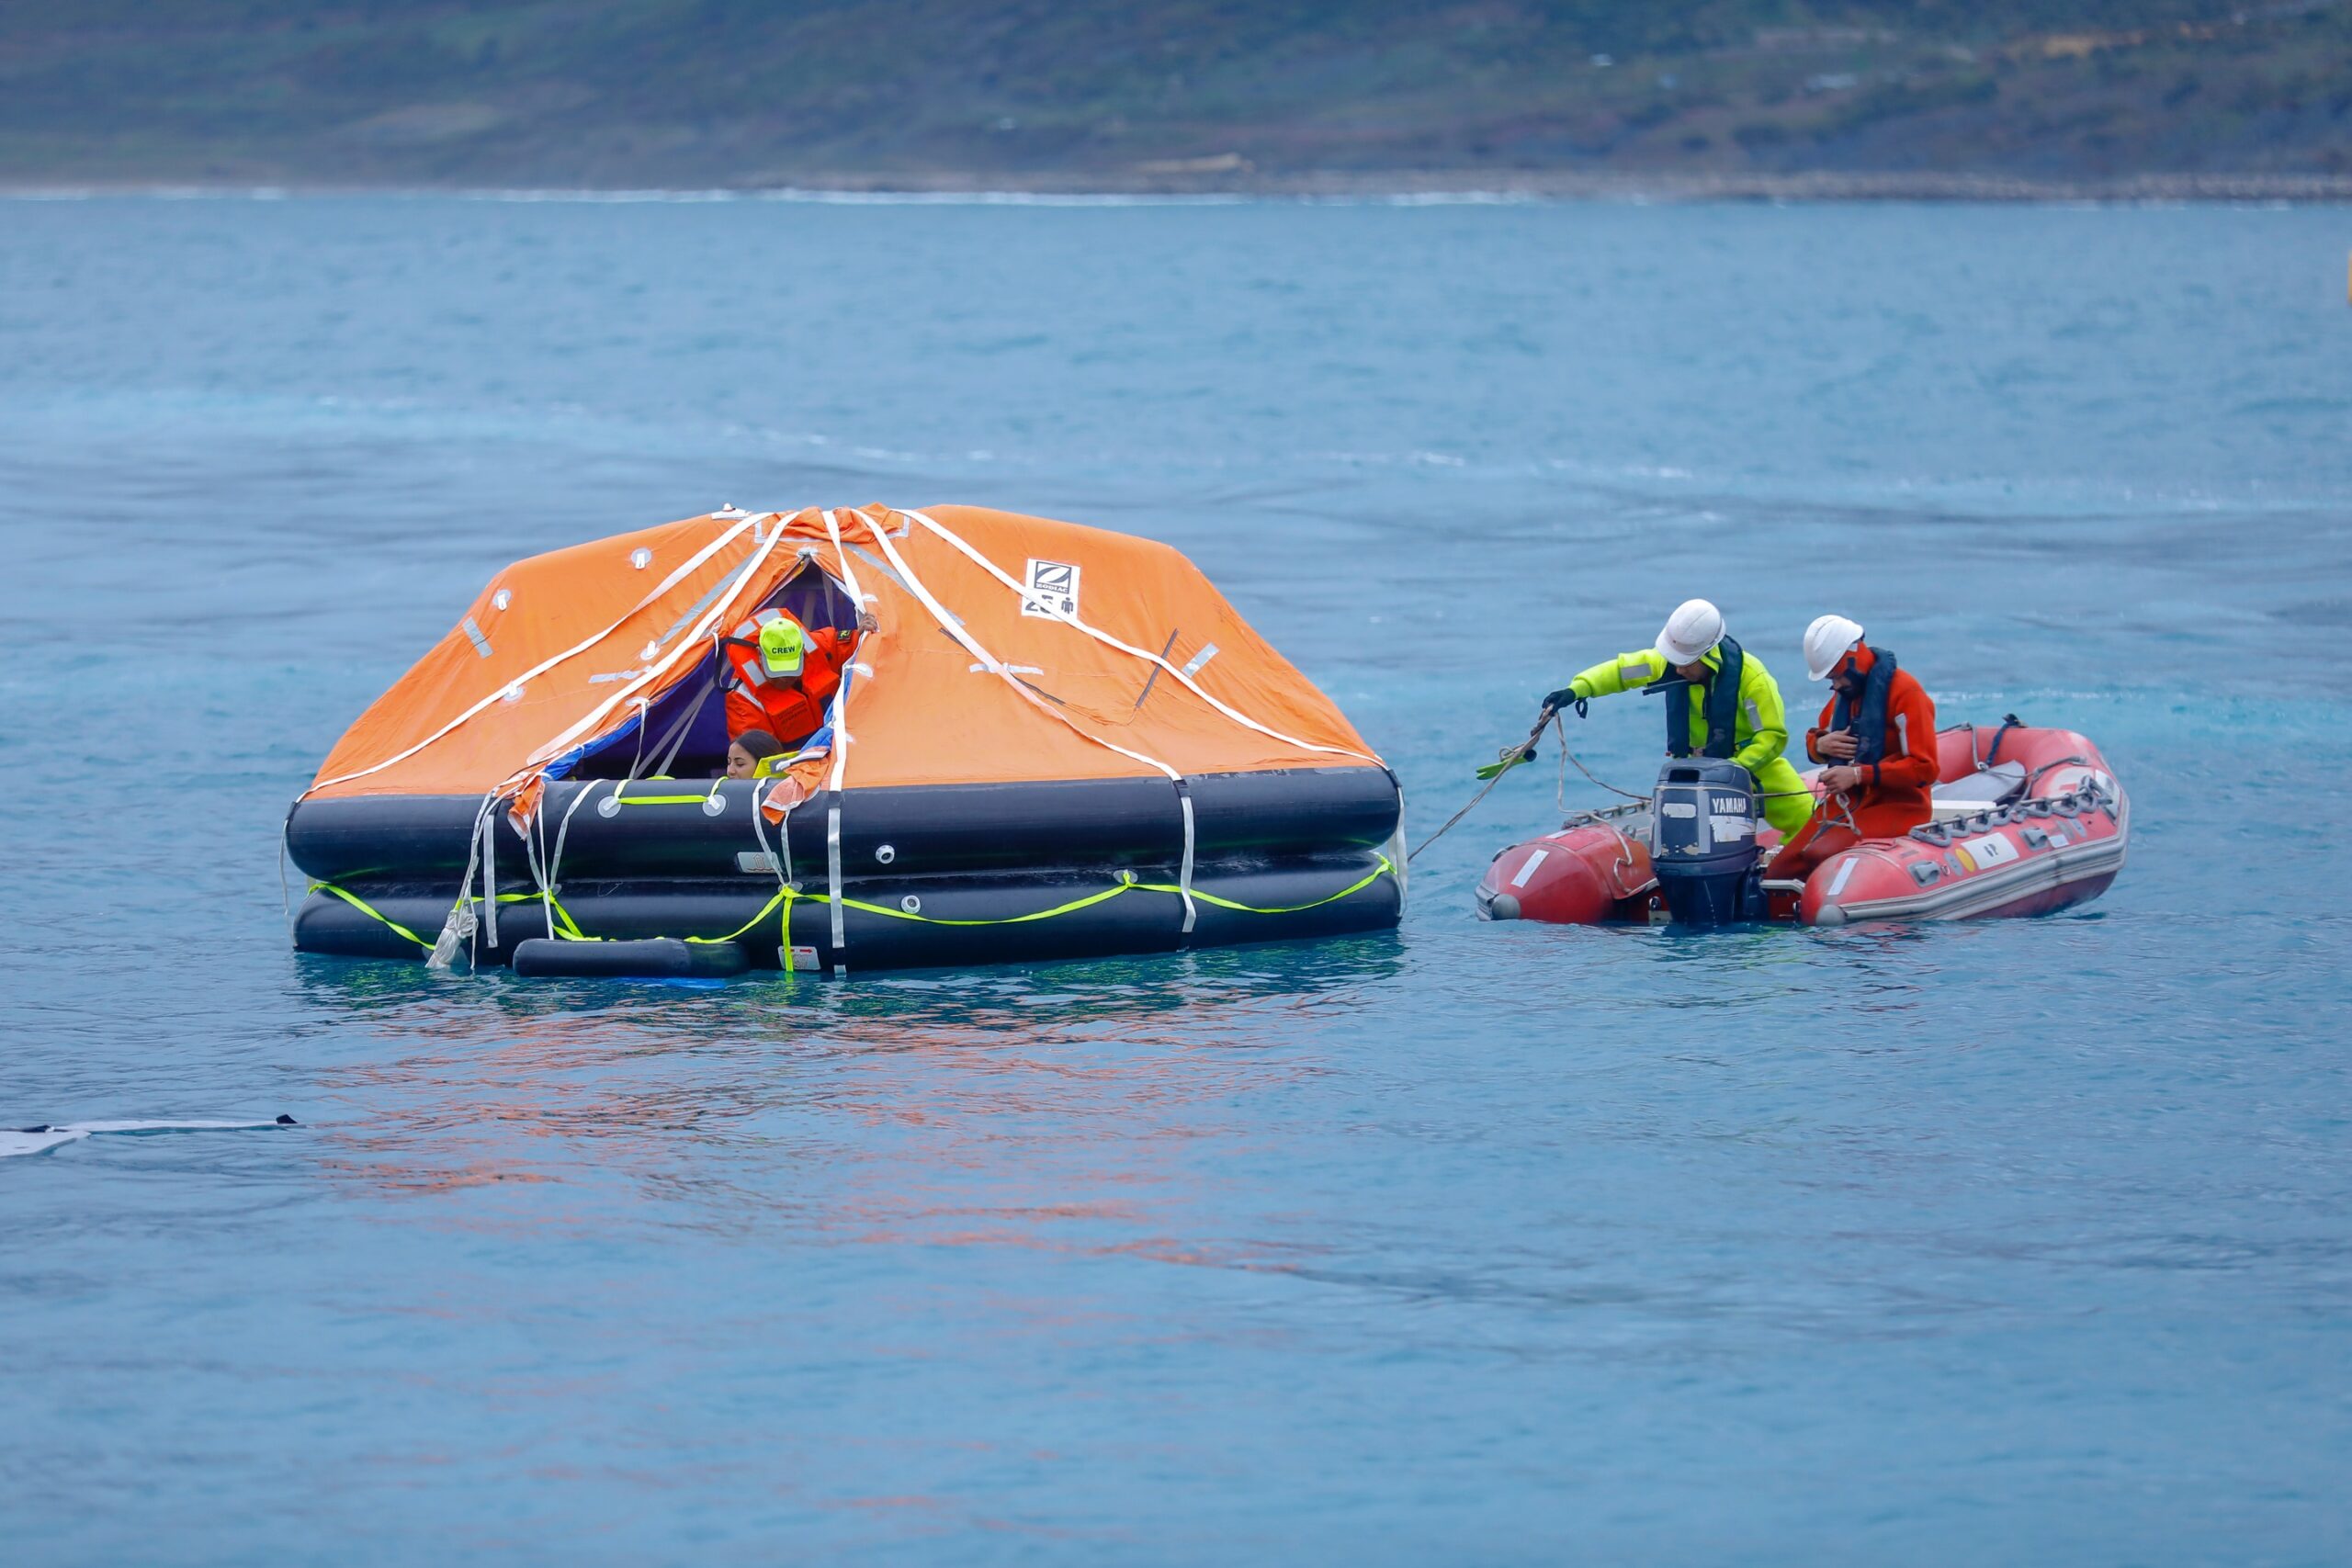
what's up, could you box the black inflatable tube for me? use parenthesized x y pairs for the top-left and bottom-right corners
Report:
(293, 852), (1401, 973)
(286, 767), (1400, 885)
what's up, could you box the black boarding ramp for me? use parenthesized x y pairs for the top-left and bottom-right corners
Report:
(510, 937), (749, 980)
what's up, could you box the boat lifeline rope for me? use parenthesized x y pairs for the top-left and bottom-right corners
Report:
(1409, 708), (1558, 863)
(1413, 701), (1639, 863)
(306, 854), (1394, 956)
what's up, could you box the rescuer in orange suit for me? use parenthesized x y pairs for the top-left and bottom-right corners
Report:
(1765, 615), (1940, 882)
(720, 606), (877, 752)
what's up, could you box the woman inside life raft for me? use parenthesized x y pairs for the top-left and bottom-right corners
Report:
(1482, 598), (2127, 926)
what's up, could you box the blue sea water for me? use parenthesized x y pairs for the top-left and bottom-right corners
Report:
(2, 194), (2349, 1563)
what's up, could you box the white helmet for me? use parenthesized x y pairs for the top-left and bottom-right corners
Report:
(1655, 598), (1724, 665)
(1804, 614), (1865, 681)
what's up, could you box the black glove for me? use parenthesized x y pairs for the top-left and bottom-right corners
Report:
(1543, 688), (1586, 716)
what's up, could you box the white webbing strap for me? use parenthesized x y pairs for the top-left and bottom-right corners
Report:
(847, 508), (1198, 934)
(851, 510), (1180, 785)
(310, 513), (768, 796)
(903, 509), (1378, 766)
(751, 779), (792, 892)
(1175, 783), (1198, 936)
(479, 808), (498, 950)
(526, 790), (554, 941)
(824, 803), (846, 973)
(516, 513), (797, 789)
(543, 779), (603, 938)
(820, 510), (872, 975)
(277, 820), (295, 939)
(427, 790), (498, 970)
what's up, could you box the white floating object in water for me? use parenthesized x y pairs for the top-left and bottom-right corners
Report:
(1, 1115), (296, 1160)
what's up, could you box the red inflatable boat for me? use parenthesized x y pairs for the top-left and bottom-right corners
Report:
(1476, 719), (2127, 928)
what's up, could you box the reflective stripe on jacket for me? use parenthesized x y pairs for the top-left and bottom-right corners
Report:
(1566, 643), (1812, 835)
(722, 610), (856, 746)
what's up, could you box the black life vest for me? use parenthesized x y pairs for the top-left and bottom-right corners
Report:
(1828, 647), (1897, 765)
(1651, 636), (1743, 761)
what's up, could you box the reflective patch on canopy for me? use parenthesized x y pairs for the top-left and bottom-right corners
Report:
(844, 542), (929, 610)
(461, 617), (493, 658)
(658, 555), (761, 648)
(588, 669), (645, 684)
(1180, 642), (1221, 678)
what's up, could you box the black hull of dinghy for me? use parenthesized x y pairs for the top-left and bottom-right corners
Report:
(287, 767), (1405, 974)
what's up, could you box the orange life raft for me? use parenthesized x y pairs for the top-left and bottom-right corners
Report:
(288, 504), (1404, 975)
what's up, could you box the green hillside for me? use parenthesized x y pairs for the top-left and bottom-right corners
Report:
(5, 1), (2350, 189)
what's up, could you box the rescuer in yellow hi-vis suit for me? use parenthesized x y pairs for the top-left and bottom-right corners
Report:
(1543, 598), (1814, 838)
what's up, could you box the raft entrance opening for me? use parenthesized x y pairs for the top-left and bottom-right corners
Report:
(559, 560), (861, 782)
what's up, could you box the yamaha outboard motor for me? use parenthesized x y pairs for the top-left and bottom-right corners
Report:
(1649, 758), (1763, 925)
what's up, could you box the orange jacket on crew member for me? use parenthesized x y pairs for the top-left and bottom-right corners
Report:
(722, 615), (859, 749)
(1804, 645), (1939, 836)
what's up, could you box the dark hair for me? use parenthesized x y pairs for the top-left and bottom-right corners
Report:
(732, 728), (785, 761)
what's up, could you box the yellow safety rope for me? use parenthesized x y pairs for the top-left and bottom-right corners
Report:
(309, 883), (433, 949)
(308, 883), (588, 947)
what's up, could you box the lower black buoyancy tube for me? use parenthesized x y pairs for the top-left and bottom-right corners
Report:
(1827, 647), (1897, 765)
(1653, 636), (1743, 761)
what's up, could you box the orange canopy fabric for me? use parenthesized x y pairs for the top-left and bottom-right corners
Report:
(305, 504), (1382, 805)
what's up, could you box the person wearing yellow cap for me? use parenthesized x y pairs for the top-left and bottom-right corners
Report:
(718, 605), (877, 757)
(1534, 597), (1814, 838)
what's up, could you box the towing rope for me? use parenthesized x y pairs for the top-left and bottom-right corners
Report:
(1412, 706), (1650, 863)
(1411, 700), (1851, 866)
(1409, 750), (1524, 863)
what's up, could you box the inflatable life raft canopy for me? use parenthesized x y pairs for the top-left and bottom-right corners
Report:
(288, 504), (1405, 975)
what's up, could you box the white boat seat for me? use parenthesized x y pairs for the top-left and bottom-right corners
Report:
(1929, 761), (2027, 820)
